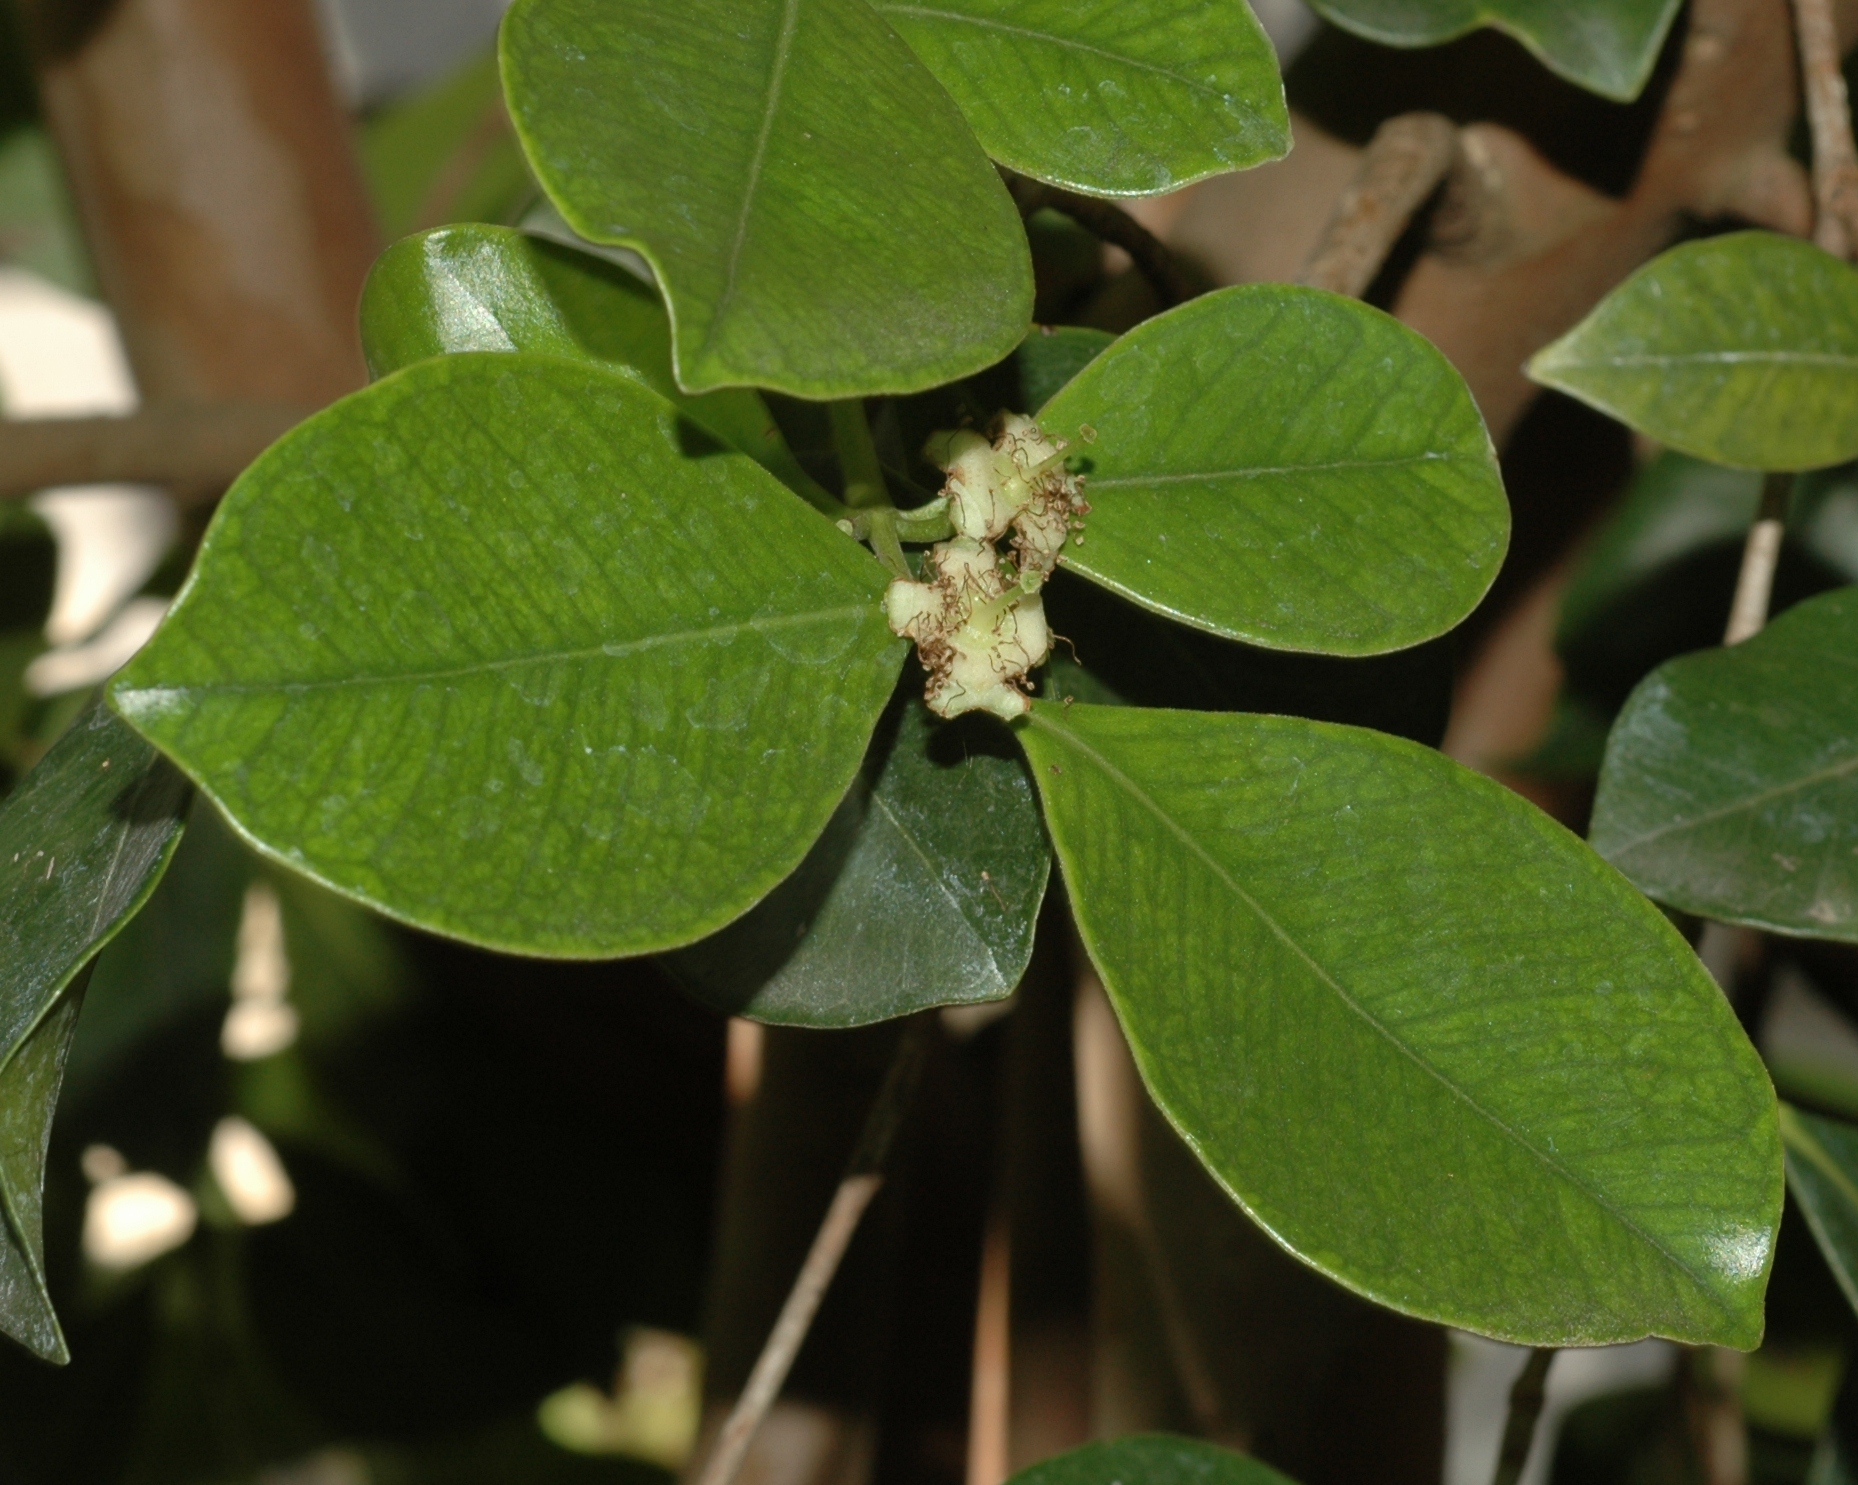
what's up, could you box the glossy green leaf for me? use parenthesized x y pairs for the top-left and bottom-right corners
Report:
(500, 0), (1034, 397)
(1530, 233), (1858, 472)
(111, 354), (905, 958)
(0, 702), (190, 1361)
(872, 0), (1288, 195)
(1022, 702), (1779, 1345)
(1039, 285), (1508, 655)
(1020, 325), (1114, 415)
(1304, 0), (1677, 100)
(1779, 1104), (1858, 1321)
(1590, 586), (1858, 941)
(666, 695), (1050, 1026)
(359, 224), (813, 493)
(1008, 1434), (1295, 1485)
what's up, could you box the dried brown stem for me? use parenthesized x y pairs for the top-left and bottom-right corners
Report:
(0, 404), (309, 505)
(1791, 0), (1858, 255)
(1724, 472), (1794, 643)
(1300, 113), (1460, 297)
(690, 1020), (935, 1485)
(1490, 1348), (1556, 1485)
(1011, 178), (1199, 307)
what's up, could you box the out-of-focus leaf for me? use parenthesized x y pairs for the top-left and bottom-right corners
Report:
(360, 47), (532, 239)
(0, 128), (92, 296)
(1781, 1103), (1858, 1321)
(667, 695), (1050, 1026)
(1304, 0), (1678, 100)
(359, 224), (811, 493)
(1591, 586), (1858, 941)
(873, 0), (1288, 195)
(1530, 233), (1858, 472)
(112, 355), (903, 958)
(0, 702), (190, 1361)
(1007, 1434), (1296, 1484)
(500, 0), (1032, 396)
(1022, 702), (1780, 1346)
(1040, 285), (1508, 654)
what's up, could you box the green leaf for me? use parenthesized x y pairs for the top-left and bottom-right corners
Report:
(0, 702), (190, 1362)
(1305, 0), (1678, 101)
(1779, 1103), (1858, 1321)
(871, 0), (1288, 196)
(1020, 325), (1114, 415)
(359, 224), (814, 494)
(1590, 585), (1858, 941)
(666, 694), (1050, 1026)
(1039, 285), (1508, 655)
(1007, 1434), (1296, 1485)
(111, 354), (905, 958)
(1021, 702), (1780, 1346)
(1529, 233), (1858, 472)
(500, 0), (1034, 397)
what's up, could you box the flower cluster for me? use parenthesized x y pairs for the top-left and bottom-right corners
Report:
(883, 415), (1090, 720)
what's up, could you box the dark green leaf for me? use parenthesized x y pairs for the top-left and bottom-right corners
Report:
(1305, 0), (1678, 100)
(1007, 1434), (1295, 1485)
(1022, 702), (1779, 1345)
(0, 702), (190, 1361)
(1021, 325), (1115, 415)
(1039, 285), (1507, 654)
(1530, 233), (1858, 472)
(1780, 1103), (1858, 1321)
(872, 0), (1288, 195)
(666, 694), (1050, 1026)
(112, 354), (904, 958)
(1590, 585), (1858, 941)
(501, 0), (1033, 396)
(359, 224), (814, 493)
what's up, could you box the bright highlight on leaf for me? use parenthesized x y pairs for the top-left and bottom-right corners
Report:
(1591, 585), (1858, 940)
(1040, 285), (1508, 655)
(1023, 703), (1780, 1346)
(667, 698), (1050, 1026)
(873, 0), (1289, 195)
(0, 703), (190, 1362)
(1530, 233), (1858, 472)
(500, 0), (1033, 397)
(111, 354), (905, 959)
(1306, 0), (1679, 101)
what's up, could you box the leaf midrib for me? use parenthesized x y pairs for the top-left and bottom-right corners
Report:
(867, 789), (1004, 988)
(872, 3), (1232, 102)
(1083, 450), (1469, 489)
(1558, 350), (1858, 371)
(1032, 710), (1730, 1303)
(1606, 745), (1858, 858)
(119, 605), (876, 698)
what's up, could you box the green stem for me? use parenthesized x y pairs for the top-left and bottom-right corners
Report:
(860, 508), (911, 581)
(829, 399), (889, 511)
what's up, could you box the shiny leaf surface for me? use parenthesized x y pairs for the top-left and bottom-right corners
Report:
(1530, 233), (1858, 472)
(1591, 585), (1858, 941)
(667, 695), (1049, 1026)
(112, 355), (904, 958)
(1022, 702), (1779, 1345)
(501, 0), (1033, 396)
(0, 703), (190, 1361)
(1305, 0), (1678, 100)
(1008, 1434), (1295, 1485)
(1780, 1103), (1858, 1320)
(1039, 285), (1507, 654)
(359, 224), (811, 491)
(873, 0), (1288, 195)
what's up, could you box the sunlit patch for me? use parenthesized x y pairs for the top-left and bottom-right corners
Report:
(80, 1146), (196, 1271)
(208, 1117), (296, 1226)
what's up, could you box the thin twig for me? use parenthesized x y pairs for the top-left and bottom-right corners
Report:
(1009, 178), (1199, 308)
(1684, 1346), (1750, 1485)
(1490, 1347), (1556, 1485)
(0, 404), (309, 505)
(1723, 472), (1793, 644)
(1790, 0), (1858, 257)
(691, 1020), (936, 1485)
(1301, 113), (1460, 298)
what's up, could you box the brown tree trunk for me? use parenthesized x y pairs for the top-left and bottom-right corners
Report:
(17, 0), (379, 406)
